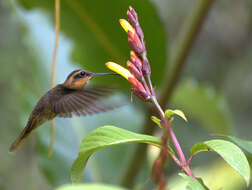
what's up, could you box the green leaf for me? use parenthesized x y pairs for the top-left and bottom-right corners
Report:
(179, 173), (209, 190)
(151, 116), (162, 128)
(165, 109), (187, 122)
(71, 125), (173, 183)
(19, 0), (167, 87)
(55, 184), (126, 190)
(190, 139), (250, 186)
(227, 136), (252, 154)
(171, 80), (233, 134)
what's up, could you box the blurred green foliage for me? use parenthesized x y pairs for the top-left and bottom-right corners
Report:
(171, 80), (234, 134)
(228, 136), (252, 154)
(55, 184), (126, 190)
(0, 2), (49, 190)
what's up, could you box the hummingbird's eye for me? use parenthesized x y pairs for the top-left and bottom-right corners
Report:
(79, 71), (86, 77)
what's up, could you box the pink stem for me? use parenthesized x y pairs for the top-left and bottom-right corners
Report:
(168, 126), (187, 165)
(141, 77), (151, 96)
(147, 74), (155, 96)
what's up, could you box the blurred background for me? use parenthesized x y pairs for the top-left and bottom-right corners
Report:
(0, 0), (252, 189)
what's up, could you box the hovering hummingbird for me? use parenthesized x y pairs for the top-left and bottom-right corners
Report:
(9, 69), (118, 153)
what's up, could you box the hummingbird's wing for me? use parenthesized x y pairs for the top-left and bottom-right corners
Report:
(52, 88), (116, 117)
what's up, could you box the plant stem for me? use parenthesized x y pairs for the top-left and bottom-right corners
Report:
(120, 0), (214, 187)
(147, 74), (155, 96)
(151, 97), (165, 119)
(141, 77), (151, 96)
(48, 0), (60, 157)
(168, 125), (186, 165)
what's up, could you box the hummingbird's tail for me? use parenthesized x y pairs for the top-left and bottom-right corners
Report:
(9, 119), (37, 153)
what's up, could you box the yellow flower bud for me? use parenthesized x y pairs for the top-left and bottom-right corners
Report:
(105, 62), (134, 80)
(119, 19), (135, 35)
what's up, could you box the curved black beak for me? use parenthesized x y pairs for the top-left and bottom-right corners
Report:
(90, 72), (119, 77)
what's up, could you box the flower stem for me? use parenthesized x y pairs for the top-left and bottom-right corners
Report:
(48, 0), (60, 157)
(151, 97), (165, 119)
(141, 77), (151, 96)
(147, 74), (155, 96)
(151, 96), (195, 180)
(168, 125), (187, 165)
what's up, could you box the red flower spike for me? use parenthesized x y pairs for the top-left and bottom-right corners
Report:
(131, 88), (150, 101)
(127, 60), (143, 80)
(128, 77), (145, 91)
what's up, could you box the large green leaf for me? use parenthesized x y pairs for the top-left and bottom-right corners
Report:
(190, 139), (250, 186)
(227, 136), (252, 154)
(55, 184), (126, 190)
(179, 173), (209, 190)
(171, 80), (233, 134)
(71, 125), (169, 183)
(18, 0), (166, 87)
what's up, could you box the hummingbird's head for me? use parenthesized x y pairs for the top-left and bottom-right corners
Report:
(63, 69), (118, 90)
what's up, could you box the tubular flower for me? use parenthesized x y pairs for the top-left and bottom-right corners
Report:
(130, 51), (142, 71)
(105, 62), (133, 80)
(127, 10), (137, 26)
(128, 77), (145, 91)
(126, 60), (143, 81)
(128, 35), (144, 55)
(119, 19), (135, 35)
(127, 6), (144, 40)
(131, 88), (150, 101)
(105, 61), (150, 101)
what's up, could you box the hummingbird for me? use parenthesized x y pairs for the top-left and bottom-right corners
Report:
(9, 69), (118, 153)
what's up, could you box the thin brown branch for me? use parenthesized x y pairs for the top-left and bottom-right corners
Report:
(120, 0), (215, 188)
(48, 0), (60, 157)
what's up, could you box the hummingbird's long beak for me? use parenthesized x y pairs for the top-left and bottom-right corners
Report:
(90, 72), (119, 77)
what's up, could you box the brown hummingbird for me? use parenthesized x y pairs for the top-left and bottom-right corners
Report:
(9, 69), (118, 153)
